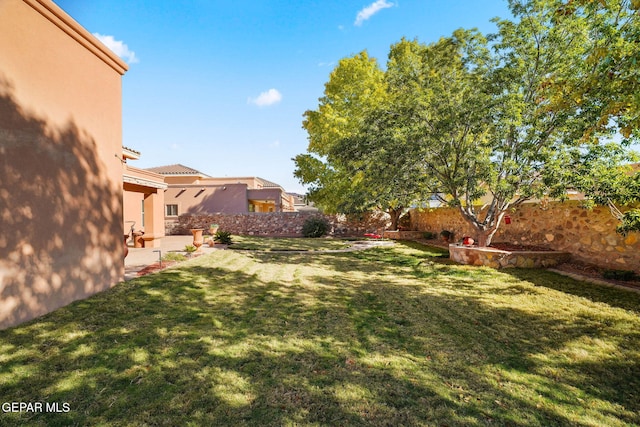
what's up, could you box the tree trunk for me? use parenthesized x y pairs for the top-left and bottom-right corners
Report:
(388, 207), (403, 231)
(458, 206), (505, 247)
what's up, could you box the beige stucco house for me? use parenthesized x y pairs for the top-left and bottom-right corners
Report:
(146, 164), (296, 218)
(122, 147), (167, 248)
(0, 0), (129, 328)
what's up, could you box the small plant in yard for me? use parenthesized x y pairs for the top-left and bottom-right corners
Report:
(302, 216), (329, 238)
(214, 230), (233, 245)
(184, 244), (197, 253)
(423, 231), (436, 240)
(162, 252), (188, 262)
(602, 269), (638, 281)
(439, 229), (454, 242)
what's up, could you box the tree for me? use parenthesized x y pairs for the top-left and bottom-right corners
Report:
(295, 0), (640, 242)
(541, 0), (640, 233)
(294, 51), (426, 229)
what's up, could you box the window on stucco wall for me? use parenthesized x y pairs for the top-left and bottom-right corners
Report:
(166, 204), (178, 216)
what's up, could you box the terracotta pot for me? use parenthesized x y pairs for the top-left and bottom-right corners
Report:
(191, 228), (204, 250)
(123, 235), (129, 258)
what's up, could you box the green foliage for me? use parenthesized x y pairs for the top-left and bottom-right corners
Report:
(294, 0), (639, 244)
(214, 231), (233, 245)
(602, 269), (638, 281)
(162, 252), (188, 262)
(440, 230), (454, 242)
(422, 231), (436, 240)
(616, 209), (640, 236)
(184, 244), (197, 253)
(294, 50), (423, 229)
(302, 216), (329, 238)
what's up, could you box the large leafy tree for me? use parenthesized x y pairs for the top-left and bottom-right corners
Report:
(294, 51), (426, 229)
(543, 0), (640, 233)
(295, 0), (639, 241)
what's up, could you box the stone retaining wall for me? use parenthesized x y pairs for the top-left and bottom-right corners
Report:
(411, 201), (640, 271)
(449, 244), (571, 269)
(167, 212), (390, 237)
(383, 230), (425, 240)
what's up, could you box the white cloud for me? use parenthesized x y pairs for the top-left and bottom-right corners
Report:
(93, 33), (139, 64)
(248, 88), (282, 107)
(354, 0), (394, 26)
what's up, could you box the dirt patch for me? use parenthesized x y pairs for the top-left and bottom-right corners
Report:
(136, 261), (178, 276)
(552, 260), (640, 290)
(489, 243), (554, 251)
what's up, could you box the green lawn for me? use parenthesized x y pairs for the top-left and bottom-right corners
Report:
(1, 241), (640, 426)
(230, 235), (352, 251)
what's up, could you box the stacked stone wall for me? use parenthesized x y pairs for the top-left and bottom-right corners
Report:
(167, 212), (390, 238)
(411, 201), (640, 271)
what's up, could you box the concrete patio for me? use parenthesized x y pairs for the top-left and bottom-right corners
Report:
(124, 235), (222, 280)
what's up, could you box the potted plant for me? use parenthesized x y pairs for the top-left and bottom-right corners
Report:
(209, 223), (219, 235)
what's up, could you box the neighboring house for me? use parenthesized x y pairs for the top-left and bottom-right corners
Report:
(289, 192), (319, 212)
(146, 164), (296, 217)
(122, 146), (167, 248)
(0, 0), (128, 328)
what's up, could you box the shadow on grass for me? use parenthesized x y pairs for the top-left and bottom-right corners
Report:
(1, 246), (639, 426)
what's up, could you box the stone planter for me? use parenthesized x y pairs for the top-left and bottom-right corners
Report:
(449, 244), (571, 269)
(191, 228), (204, 251)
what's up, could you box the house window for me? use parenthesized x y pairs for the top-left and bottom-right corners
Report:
(248, 204), (255, 212)
(141, 200), (145, 227)
(166, 204), (178, 216)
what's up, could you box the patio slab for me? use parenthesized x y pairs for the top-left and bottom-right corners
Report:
(124, 235), (221, 280)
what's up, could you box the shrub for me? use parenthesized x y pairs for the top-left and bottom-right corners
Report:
(398, 213), (411, 230)
(423, 231), (436, 240)
(302, 216), (329, 238)
(163, 252), (188, 262)
(602, 269), (638, 281)
(440, 230), (454, 242)
(214, 231), (233, 245)
(184, 245), (197, 253)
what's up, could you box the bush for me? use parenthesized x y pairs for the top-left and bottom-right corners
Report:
(302, 217), (329, 238)
(440, 230), (454, 242)
(214, 230), (233, 245)
(163, 252), (188, 262)
(184, 245), (197, 253)
(602, 269), (638, 281)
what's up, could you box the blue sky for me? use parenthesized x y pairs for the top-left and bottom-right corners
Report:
(53, 0), (512, 193)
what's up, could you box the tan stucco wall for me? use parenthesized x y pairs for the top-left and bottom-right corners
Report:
(411, 201), (640, 272)
(0, 0), (128, 328)
(123, 165), (166, 247)
(165, 183), (250, 215)
(124, 190), (145, 231)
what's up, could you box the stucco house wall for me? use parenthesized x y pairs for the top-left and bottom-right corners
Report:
(0, 0), (128, 328)
(165, 183), (250, 216)
(122, 164), (167, 247)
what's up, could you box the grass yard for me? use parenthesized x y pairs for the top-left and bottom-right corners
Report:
(1, 241), (640, 426)
(230, 236), (352, 251)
